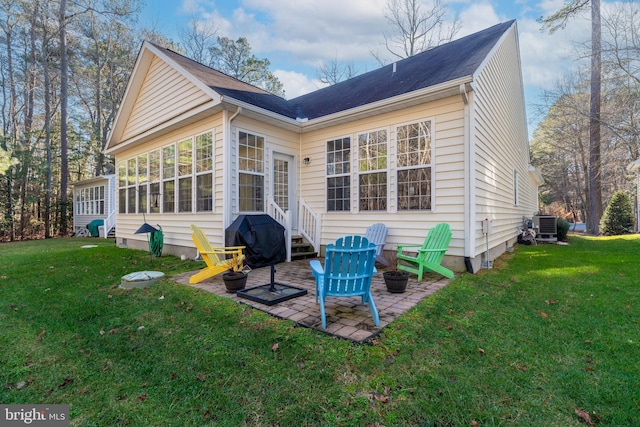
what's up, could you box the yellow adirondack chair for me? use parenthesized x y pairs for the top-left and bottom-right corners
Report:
(189, 224), (246, 284)
(396, 223), (454, 281)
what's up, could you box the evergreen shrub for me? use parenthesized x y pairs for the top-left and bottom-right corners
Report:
(599, 191), (634, 235)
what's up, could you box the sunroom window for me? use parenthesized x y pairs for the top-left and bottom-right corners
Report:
(358, 129), (387, 211)
(326, 137), (351, 212)
(396, 120), (433, 211)
(238, 131), (264, 212)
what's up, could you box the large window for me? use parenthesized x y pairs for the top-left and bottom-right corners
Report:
(238, 131), (264, 212)
(162, 144), (175, 213)
(116, 131), (214, 215)
(177, 138), (193, 212)
(127, 158), (137, 213)
(195, 132), (213, 212)
(326, 137), (351, 211)
(118, 161), (126, 214)
(75, 185), (105, 215)
(149, 150), (160, 213)
(137, 154), (148, 213)
(396, 120), (432, 211)
(358, 129), (387, 211)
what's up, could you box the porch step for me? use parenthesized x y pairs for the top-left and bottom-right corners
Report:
(291, 235), (317, 260)
(107, 227), (116, 238)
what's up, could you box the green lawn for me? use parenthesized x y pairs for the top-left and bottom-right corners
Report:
(1, 236), (638, 426)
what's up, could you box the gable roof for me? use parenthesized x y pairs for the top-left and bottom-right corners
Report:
(107, 20), (516, 151)
(291, 20), (515, 120)
(151, 20), (515, 122)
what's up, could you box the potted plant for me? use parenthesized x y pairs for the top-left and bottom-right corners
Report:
(222, 256), (249, 293)
(382, 253), (409, 293)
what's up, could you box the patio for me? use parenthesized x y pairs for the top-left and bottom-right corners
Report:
(173, 258), (452, 342)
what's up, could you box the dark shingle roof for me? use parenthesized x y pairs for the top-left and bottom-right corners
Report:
(151, 20), (514, 121)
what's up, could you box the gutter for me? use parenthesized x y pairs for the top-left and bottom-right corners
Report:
(223, 105), (242, 230)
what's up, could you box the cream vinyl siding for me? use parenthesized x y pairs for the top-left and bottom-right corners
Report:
(228, 117), (300, 217)
(472, 26), (536, 258)
(115, 115), (226, 249)
(299, 97), (466, 257)
(121, 57), (211, 142)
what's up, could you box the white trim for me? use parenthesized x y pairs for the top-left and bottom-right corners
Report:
(355, 126), (391, 213)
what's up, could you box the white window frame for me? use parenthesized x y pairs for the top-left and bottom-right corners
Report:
(395, 118), (434, 211)
(357, 127), (389, 212)
(326, 136), (351, 212)
(237, 129), (265, 213)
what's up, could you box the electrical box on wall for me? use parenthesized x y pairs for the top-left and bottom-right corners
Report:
(482, 218), (493, 234)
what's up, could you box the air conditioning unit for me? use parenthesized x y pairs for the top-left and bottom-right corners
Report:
(533, 215), (557, 241)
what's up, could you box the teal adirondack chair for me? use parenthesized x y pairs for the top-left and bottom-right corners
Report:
(396, 223), (454, 281)
(309, 235), (379, 330)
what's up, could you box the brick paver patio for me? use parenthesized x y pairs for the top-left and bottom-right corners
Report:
(172, 258), (451, 342)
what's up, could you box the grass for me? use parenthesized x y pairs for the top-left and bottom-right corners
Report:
(1, 235), (639, 426)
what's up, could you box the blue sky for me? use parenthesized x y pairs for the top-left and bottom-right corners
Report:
(139, 0), (599, 133)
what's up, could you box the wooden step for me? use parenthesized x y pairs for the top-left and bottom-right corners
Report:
(290, 235), (317, 260)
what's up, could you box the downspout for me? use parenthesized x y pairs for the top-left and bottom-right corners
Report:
(223, 105), (242, 231)
(461, 83), (476, 273)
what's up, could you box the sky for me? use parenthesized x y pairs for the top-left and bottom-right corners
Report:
(138, 0), (601, 135)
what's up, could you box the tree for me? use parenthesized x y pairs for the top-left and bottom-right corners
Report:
(316, 56), (358, 85)
(379, 0), (460, 62)
(178, 18), (218, 68)
(541, 0), (603, 235)
(212, 37), (284, 97)
(599, 190), (634, 235)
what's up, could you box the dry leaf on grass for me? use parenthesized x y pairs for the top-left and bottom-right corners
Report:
(471, 421), (479, 427)
(271, 343), (279, 352)
(545, 299), (558, 305)
(37, 330), (46, 341)
(478, 348), (485, 355)
(372, 392), (389, 403)
(538, 311), (549, 319)
(58, 378), (73, 389)
(574, 408), (593, 425)
(137, 393), (147, 402)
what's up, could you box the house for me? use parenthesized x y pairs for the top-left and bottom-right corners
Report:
(104, 20), (542, 273)
(71, 174), (117, 237)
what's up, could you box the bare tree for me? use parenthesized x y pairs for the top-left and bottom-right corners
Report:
(316, 56), (358, 85)
(380, 0), (461, 62)
(179, 18), (218, 67)
(541, 0), (602, 234)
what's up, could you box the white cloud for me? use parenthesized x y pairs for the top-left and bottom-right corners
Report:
(274, 70), (329, 99)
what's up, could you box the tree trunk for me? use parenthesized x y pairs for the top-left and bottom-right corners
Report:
(588, 0), (603, 234)
(59, 0), (69, 235)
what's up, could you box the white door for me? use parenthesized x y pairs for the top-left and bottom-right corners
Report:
(272, 153), (296, 228)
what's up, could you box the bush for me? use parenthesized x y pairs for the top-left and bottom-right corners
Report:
(599, 191), (635, 235)
(556, 217), (569, 241)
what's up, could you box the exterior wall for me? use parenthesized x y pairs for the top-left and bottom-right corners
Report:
(120, 56), (211, 143)
(299, 96), (467, 268)
(114, 114), (225, 251)
(471, 26), (537, 264)
(114, 113), (300, 256)
(229, 116), (301, 220)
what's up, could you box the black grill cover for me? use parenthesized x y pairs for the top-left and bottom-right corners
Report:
(225, 214), (286, 268)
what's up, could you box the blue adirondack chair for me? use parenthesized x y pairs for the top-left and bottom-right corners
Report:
(396, 223), (455, 281)
(365, 223), (389, 266)
(309, 235), (379, 330)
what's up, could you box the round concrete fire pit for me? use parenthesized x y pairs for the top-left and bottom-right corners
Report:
(120, 271), (165, 289)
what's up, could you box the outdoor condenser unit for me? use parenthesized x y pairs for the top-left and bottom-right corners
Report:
(533, 215), (557, 240)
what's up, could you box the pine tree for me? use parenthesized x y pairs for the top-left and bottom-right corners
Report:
(599, 191), (634, 235)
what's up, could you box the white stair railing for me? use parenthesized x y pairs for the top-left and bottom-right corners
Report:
(103, 212), (116, 238)
(267, 197), (291, 262)
(298, 197), (321, 254)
